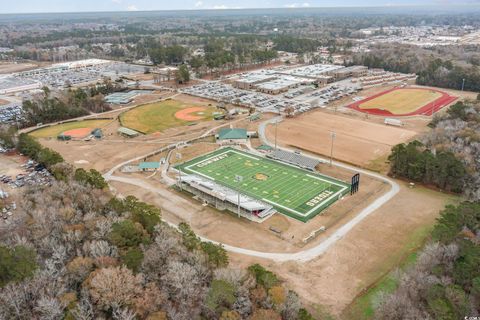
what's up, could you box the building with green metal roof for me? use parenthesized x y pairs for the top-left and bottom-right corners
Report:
(256, 144), (273, 152)
(216, 128), (248, 145)
(217, 128), (247, 139)
(138, 161), (160, 171)
(117, 126), (141, 137)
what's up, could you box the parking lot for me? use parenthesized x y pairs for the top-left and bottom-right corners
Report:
(181, 82), (313, 114)
(0, 103), (25, 124)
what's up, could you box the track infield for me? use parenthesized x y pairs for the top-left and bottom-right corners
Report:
(349, 87), (457, 116)
(176, 147), (350, 222)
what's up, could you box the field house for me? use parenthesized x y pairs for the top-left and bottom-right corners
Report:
(175, 147), (351, 222)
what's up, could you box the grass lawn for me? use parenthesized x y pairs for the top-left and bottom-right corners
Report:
(176, 147), (350, 222)
(120, 99), (218, 134)
(359, 89), (441, 115)
(29, 119), (112, 138)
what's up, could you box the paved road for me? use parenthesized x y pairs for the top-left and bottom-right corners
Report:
(105, 115), (400, 262)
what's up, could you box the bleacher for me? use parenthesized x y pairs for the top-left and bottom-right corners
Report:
(267, 150), (320, 171)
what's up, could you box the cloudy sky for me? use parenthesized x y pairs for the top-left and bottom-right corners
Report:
(0, 0), (479, 14)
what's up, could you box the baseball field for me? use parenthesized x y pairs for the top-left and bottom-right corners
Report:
(176, 147), (350, 222)
(349, 87), (457, 116)
(120, 99), (220, 134)
(29, 119), (112, 138)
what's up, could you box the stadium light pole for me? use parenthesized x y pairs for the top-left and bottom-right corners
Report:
(176, 153), (182, 190)
(235, 175), (243, 218)
(329, 131), (336, 167)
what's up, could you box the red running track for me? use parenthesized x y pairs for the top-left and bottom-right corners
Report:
(348, 87), (458, 117)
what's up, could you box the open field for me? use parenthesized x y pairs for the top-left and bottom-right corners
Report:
(267, 111), (417, 168)
(228, 183), (458, 317)
(29, 119), (112, 138)
(349, 87), (457, 116)
(120, 98), (220, 134)
(176, 147), (350, 222)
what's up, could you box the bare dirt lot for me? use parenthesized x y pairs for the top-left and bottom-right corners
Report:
(267, 111), (418, 168)
(0, 62), (39, 74)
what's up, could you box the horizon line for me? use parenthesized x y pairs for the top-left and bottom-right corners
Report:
(1, 4), (479, 16)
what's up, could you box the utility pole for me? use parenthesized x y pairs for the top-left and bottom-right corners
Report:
(329, 131), (336, 167)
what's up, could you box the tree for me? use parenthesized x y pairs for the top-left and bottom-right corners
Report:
(66, 256), (94, 284)
(248, 264), (279, 289)
(175, 64), (190, 84)
(109, 220), (150, 249)
(0, 125), (17, 149)
(388, 141), (466, 193)
(0, 245), (37, 287)
(298, 308), (315, 320)
(88, 266), (143, 311)
(205, 280), (236, 315)
(74, 168), (108, 189)
(282, 291), (301, 320)
(178, 222), (200, 251)
(250, 309), (281, 320)
(201, 242), (229, 268)
(121, 247), (144, 273)
(17, 133), (64, 168)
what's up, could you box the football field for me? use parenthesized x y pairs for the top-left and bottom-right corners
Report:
(176, 147), (350, 222)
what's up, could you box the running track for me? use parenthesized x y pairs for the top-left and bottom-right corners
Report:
(349, 87), (457, 117)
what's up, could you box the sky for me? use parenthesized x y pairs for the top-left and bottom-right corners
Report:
(0, 0), (479, 14)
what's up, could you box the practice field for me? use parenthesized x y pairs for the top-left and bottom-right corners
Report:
(176, 147), (350, 222)
(120, 99), (219, 134)
(349, 87), (457, 116)
(29, 119), (112, 138)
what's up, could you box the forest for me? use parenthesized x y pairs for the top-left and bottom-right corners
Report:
(352, 45), (480, 92)
(389, 100), (480, 200)
(21, 80), (121, 127)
